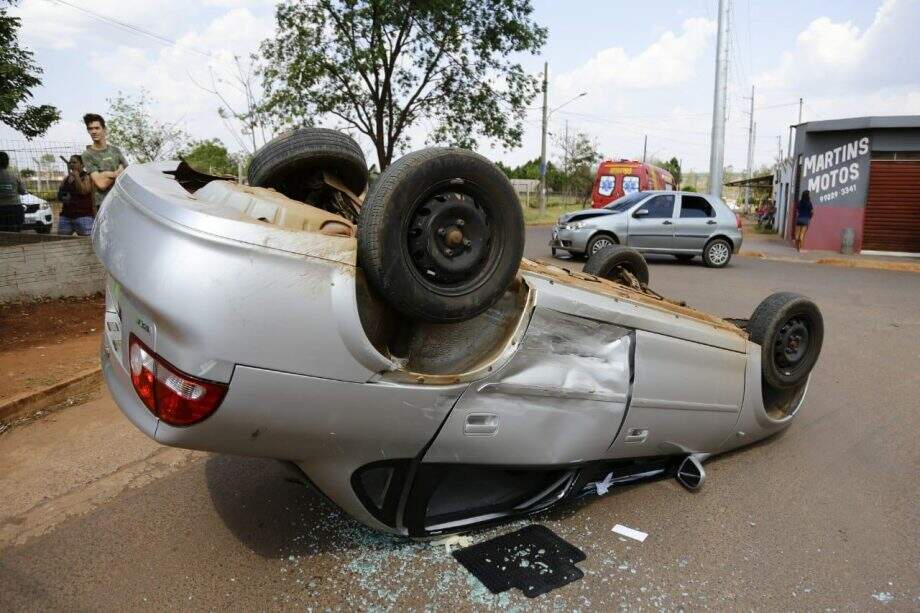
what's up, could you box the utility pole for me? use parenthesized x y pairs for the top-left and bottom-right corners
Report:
(751, 121), (757, 189)
(642, 135), (648, 163)
(539, 62), (549, 214)
(563, 120), (569, 201)
(708, 0), (730, 197)
(798, 97), (804, 123)
(776, 135), (782, 165)
(744, 84), (755, 211)
(563, 120), (569, 172)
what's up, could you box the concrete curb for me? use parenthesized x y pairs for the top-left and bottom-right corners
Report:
(741, 251), (920, 273)
(0, 366), (102, 423)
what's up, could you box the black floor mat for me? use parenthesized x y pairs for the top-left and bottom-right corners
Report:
(452, 525), (586, 598)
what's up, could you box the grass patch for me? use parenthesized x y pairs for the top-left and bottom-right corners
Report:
(521, 196), (590, 225)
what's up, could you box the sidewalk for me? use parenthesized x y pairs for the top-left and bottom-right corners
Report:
(740, 226), (920, 273)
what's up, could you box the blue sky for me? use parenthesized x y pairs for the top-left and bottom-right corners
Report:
(6, 0), (919, 171)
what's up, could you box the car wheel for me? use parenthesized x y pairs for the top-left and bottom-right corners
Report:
(36, 224), (51, 234)
(749, 292), (824, 390)
(674, 253), (694, 262)
(583, 245), (650, 288)
(358, 148), (524, 323)
(702, 238), (732, 267)
(585, 233), (617, 257)
(248, 127), (369, 202)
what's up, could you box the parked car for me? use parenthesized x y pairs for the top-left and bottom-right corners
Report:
(551, 190), (743, 267)
(93, 129), (822, 537)
(21, 193), (53, 234)
(591, 159), (674, 208)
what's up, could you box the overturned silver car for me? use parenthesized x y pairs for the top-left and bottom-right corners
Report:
(93, 129), (823, 537)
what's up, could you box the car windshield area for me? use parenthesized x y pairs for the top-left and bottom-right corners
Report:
(604, 191), (647, 211)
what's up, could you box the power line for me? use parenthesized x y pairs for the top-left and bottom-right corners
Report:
(44, 0), (218, 61)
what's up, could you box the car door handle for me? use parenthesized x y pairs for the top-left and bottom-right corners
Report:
(662, 220), (673, 225)
(464, 413), (498, 436)
(706, 220), (717, 225)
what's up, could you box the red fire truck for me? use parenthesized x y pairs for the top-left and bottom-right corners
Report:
(591, 160), (675, 208)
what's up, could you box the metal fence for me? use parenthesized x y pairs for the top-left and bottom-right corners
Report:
(0, 140), (86, 202)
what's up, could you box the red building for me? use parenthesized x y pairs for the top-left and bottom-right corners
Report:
(779, 116), (920, 255)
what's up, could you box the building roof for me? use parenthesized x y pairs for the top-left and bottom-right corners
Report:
(799, 115), (920, 133)
(723, 174), (774, 188)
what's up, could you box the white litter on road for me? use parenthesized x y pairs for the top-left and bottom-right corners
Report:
(431, 534), (474, 554)
(612, 524), (648, 542)
(595, 473), (614, 495)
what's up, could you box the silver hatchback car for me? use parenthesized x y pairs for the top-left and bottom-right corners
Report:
(551, 191), (743, 267)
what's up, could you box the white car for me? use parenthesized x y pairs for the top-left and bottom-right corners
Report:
(21, 193), (53, 234)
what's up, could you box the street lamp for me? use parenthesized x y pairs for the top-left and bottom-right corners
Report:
(550, 92), (587, 116)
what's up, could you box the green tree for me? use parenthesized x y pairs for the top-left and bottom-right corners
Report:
(258, 0), (546, 170)
(106, 89), (189, 163)
(555, 129), (599, 202)
(182, 139), (236, 175)
(0, 1), (59, 137)
(657, 157), (682, 189)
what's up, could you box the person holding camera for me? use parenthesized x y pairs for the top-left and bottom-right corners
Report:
(57, 154), (94, 236)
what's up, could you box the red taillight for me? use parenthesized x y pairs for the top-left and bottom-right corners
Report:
(129, 335), (228, 426)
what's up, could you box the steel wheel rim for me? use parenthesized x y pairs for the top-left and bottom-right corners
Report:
(773, 316), (812, 376)
(709, 242), (729, 265)
(402, 182), (499, 296)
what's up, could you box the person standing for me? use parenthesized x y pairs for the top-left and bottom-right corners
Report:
(57, 154), (95, 236)
(81, 113), (128, 209)
(794, 190), (814, 251)
(0, 151), (26, 231)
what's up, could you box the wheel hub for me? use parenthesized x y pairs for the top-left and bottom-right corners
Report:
(774, 317), (810, 371)
(407, 191), (490, 286)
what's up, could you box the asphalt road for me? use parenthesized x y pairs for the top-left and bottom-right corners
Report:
(2, 229), (918, 611)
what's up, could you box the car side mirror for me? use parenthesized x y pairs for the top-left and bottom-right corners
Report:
(633, 208), (649, 218)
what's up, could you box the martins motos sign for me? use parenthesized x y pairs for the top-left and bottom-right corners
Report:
(800, 133), (871, 207)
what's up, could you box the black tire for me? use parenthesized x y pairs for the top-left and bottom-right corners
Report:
(35, 224), (51, 234)
(702, 237), (732, 268)
(248, 128), (368, 201)
(674, 253), (694, 262)
(583, 245), (650, 287)
(749, 292), (824, 390)
(585, 233), (618, 257)
(358, 148), (524, 323)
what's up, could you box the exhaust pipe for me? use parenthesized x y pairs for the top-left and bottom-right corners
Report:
(676, 454), (706, 491)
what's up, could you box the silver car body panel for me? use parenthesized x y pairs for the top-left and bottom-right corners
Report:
(424, 308), (631, 466)
(606, 330), (745, 457)
(94, 163), (806, 536)
(551, 191), (743, 256)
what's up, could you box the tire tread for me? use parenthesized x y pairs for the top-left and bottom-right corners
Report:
(248, 128), (368, 195)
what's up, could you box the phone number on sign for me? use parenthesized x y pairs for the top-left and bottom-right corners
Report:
(818, 183), (856, 204)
